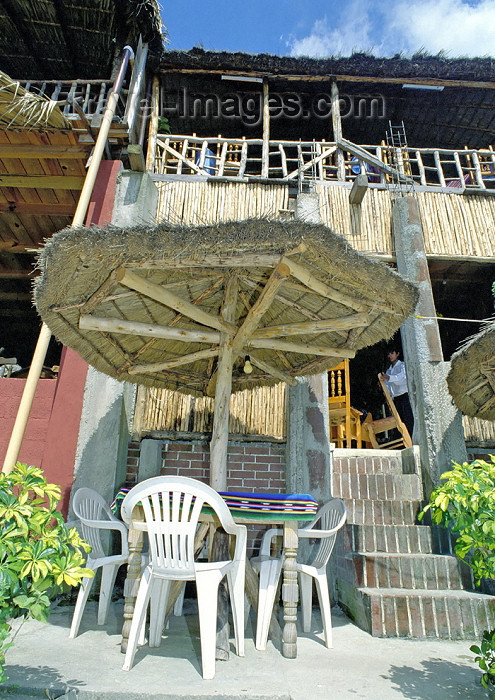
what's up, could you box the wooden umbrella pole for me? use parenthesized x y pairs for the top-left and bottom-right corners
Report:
(210, 274), (238, 491)
(1, 323), (52, 473)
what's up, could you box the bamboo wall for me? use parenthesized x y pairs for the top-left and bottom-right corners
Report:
(462, 416), (495, 446)
(156, 181), (289, 225)
(316, 184), (495, 257)
(135, 383), (287, 439)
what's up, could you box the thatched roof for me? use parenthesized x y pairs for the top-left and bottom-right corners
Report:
(447, 320), (495, 421)
(0, 0), (165, 81)
(34, 219), (418, 396)
(159, 49), (495, 150)
(161, 48), (495, 83)
(0, 71), (69, 129)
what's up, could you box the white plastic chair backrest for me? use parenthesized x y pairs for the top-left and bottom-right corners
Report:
(121, 476), (243, 578)
(72, 487), (127, 560)
(298, 499), (347, 570)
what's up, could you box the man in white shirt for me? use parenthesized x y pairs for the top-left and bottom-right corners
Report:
(380, 348), (414, 438)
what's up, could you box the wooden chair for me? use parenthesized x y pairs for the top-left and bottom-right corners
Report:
(328, 360), (363, 448)
(361, 373), (412, 449)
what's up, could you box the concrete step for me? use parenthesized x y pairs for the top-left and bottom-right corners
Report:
(333, 471), (422, 500)
(350, 552), (472, 590)
(344, 498), (422, 525)
(348, 523), (454, 555)
(333, 453), (403, 475)
(354, 587), (495, 639)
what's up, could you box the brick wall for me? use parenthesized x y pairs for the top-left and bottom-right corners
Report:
(124, 437), (286, 554)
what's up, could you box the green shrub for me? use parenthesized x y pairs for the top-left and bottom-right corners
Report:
(0, 462), (93, 683)
(419, 455), (495, 695)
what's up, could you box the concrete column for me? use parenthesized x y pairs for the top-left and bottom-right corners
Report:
(286, 192), (332, 504)
(138, 438), (163, 481)
(392, 196), (467, 496)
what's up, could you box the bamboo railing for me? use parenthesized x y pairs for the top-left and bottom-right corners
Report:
(152, 135), (495, 192)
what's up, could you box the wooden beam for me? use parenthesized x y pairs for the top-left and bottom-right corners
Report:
(331, 82), (345, 181)
(128, 347), (220, 375)
(349, 173), (368, 205)
(262, 78), (270, 179)
(232, 263), (290, 352)
(249, 337), (355, 358)
(0, 241), (40, 253)
(128, 253), (282, 270)
(127, 144), (146, 172)
(252, 312), (370, 339)
(281, 257), (368, 312)
(0, 144), (90, 159)
(116, 268), (236, 334)
(162, 67), (495, 89)
(210, 274), (238, 491)
(0, 175), (85, 189)
(0, 201), (75, 216)
(248, 353), (297, 385)
(79, 314), (221, 343)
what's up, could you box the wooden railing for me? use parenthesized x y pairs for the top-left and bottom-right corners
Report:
(152, 134), (495, 192)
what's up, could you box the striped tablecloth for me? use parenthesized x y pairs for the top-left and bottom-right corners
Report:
(111, 488), (318, 521)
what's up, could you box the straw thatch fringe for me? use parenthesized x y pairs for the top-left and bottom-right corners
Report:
(0, 71), (69, 129)
(447, 319), (495, 420)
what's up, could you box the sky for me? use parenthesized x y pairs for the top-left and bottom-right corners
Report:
(161, 0), (495, 58)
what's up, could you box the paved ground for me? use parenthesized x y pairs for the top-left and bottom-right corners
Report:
(0, 600), (490, 699)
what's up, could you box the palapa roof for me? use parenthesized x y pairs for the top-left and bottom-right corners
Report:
(447, 320), (495, 420)
(34, 219), (418, 396)
(0, 0), (165, 81)
(160, 49), (495, 149)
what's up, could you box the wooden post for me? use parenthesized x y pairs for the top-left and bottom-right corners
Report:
(1, 323), (52, 473)
(210, 275), (237, 491)
(331, 82), (346, 181)
(146, 76), (160, 172)
(281, 521), (299, 658)
(261, 78), (270, 179)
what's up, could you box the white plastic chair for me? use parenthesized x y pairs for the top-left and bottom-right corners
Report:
(252, 498), (347, 650)
(69, 487), (129, 639)
(120, 476), (247, 679)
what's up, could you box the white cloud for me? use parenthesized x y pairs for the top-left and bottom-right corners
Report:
(288, 0), (495, 58)
(389, 0), (495, 56)
(288, 1), (376, 57)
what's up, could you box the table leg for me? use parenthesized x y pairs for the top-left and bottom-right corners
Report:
(281, 520), (298, 658)
(121, 526), (144, 653)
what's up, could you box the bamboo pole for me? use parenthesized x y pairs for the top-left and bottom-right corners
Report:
(261, 79), (270, 179)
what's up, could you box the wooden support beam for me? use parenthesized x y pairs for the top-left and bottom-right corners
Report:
(331, 82), (346, 181)
(0, 201), (75, 216)
(249, 337), (355, 358)
(128, 347), (220, 375)
(127, 144), (146, 172)
(349, 173), (368, 205)
(261, 78), (270, 179)
(252, 312), (369, 339)
(128, 253), (282, 270)
(79, 314), (221, 344)
(0, 144), (90, 159)
(0, 241), (40, 253)
(232, 263), (290, 352)
(248, 353), (297, 385)
(0, 175), (85, 189)
(280, 257), (368, 312)
(116, 268), (236, 334)
(210, 275), (238, 491)
(80, 270), (120, 313)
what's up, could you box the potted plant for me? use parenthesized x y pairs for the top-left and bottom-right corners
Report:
(0, 462), (93, 682)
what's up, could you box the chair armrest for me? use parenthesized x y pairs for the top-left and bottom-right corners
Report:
(259, 527), (283, 557)
(297, 523), (346, 539)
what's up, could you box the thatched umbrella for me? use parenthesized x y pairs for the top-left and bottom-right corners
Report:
(447, 319), (495, 421)
(34, 218), (418, 489)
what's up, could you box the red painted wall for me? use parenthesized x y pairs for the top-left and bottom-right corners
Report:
(1, 160), (121, 514)
(0, 379), (57, 468)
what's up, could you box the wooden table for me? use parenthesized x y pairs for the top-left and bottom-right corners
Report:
(121, 511), (301, 658)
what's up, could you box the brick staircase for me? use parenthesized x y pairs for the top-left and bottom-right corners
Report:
(330, 447), (495, 639)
